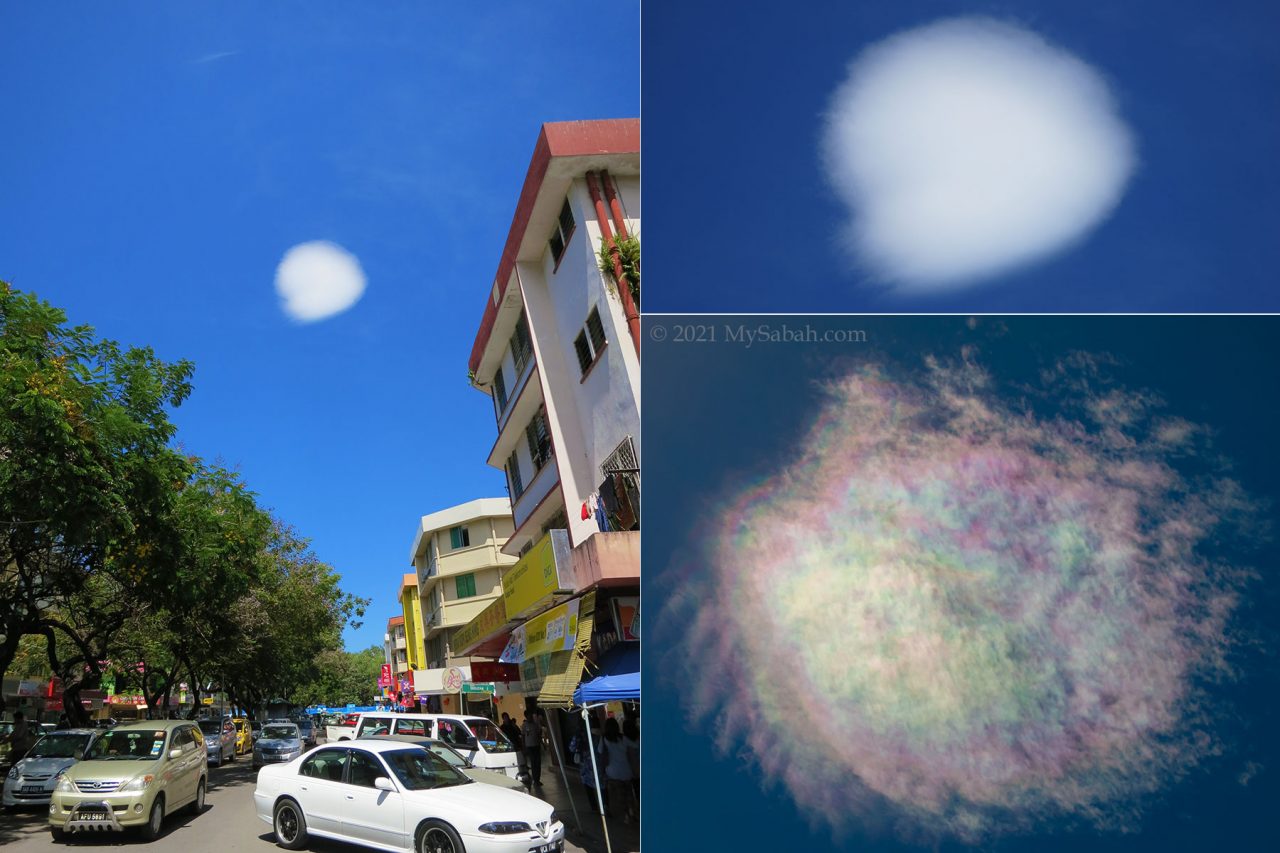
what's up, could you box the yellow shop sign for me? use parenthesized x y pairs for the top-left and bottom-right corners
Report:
(501, 529), (574, 619)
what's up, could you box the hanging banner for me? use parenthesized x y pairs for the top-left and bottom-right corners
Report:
(379, 664), (392, 688)
(501, 598), (581, 663)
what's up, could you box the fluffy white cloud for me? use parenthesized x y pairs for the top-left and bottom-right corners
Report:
(274, 241), (367, 322)
(822, 17), (1136, 293)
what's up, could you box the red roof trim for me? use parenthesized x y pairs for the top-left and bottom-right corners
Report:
(468, 119), (640, 375)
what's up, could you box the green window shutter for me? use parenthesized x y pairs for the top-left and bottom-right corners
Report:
(454, 573), (476, 599)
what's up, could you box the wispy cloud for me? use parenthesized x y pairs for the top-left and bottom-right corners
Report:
(821, 17), (1136, 293)
(274, 241), (367, 323)
(192, 50), (240, 65)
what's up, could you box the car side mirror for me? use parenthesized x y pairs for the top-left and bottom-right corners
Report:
(374, 777), (395, 792)
(169, 749), (183, 760)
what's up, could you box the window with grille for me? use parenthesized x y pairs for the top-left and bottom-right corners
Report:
(510, 314), (533, 376)
(449, 525), (470, 550)
(493, 366), (508, 411)
(455, 573), (477, 599)
(548, 198), (576, 267)
(525, 408), (552, 472)
(507, 449), (524, 499)
(574, 306), (608, 375)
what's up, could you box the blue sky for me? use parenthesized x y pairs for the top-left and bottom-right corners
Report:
(644, 0), (1280, 312)
(0, 2), (639, 652)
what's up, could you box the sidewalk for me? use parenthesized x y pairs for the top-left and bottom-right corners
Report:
(532, 753), (640, 853)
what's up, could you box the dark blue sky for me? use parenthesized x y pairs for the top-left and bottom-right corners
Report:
(643, 0), (1280, 312)
(644, 316), (1280, 851)
(0, 2), (639, 650)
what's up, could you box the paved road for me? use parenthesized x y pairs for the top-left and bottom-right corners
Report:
(0, 756), (609, 852)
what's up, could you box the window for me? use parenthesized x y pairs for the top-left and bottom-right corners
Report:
(449, 525), (470, 550)
(347, 750), (386, 788)
(493, 366), (508, 411)
(301, 749), (347, 781)
(509, 314), (533, 376)
(506, 450), (524, 500)
(395, 719), (428, 737)
(548, 197), (576, 266)
(525, 408), (552, 472)
(455, 573), (477, 599)
(574, 306), (608, 375)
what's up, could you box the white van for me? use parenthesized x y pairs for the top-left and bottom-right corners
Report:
(351, 712), (521, 778)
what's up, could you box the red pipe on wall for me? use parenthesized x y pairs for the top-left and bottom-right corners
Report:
(601, 170), (630, 239)
(586, 171), (640, 357)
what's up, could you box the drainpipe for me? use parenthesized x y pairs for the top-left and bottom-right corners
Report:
(586, 171), (640, 358)
(601, 170), (630, 239)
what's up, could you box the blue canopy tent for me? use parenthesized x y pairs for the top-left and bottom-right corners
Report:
(573, 642), (639, 706)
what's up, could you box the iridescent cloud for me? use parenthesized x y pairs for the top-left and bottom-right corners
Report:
(668, 353), (1254, 844)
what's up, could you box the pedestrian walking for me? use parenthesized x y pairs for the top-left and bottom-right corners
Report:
(598, 718), (637, 824)
(521, 710), (543, 786)
(499, 712), (523, 750)
(623, 717), (640, 803)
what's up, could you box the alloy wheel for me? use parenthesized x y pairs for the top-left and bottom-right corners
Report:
(276, 804), (299, 843)
(420, 827), (457, 853)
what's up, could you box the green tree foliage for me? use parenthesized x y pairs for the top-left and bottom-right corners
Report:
(0, 282), (192, 710)
(294, 645), (384, 707)
(1, 284), (369, 721)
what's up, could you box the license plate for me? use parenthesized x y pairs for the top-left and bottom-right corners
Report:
(536, 844), (562, 853)
(21, 784), (43, 793)
(80, 811), (107, 820)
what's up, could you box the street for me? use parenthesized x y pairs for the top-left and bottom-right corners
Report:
(0, 755), (635, 853)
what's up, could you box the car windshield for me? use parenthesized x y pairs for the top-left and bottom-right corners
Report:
(425, 742), (468, 768)
(381, 748), (471, 790)
(197, 720), (223, 735)
(467, 720), (515, 754)
(88, 729), (167, 760)
(28, 733), (92, 758)
(263, 725), (298, 739)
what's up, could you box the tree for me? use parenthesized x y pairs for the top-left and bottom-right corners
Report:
(0, 282), (192, 712)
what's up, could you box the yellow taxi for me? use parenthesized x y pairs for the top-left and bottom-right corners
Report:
(231, 717), (252, 755)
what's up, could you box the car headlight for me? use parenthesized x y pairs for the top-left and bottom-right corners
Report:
(55, 776), (75, 793)
(479, 822), (533, 835)
(6, 765), (18, 780)
(118, 774), (154, 793)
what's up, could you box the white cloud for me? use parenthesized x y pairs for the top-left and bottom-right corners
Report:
(821, 17), (1136, 293)
(274, 241), (367, 322)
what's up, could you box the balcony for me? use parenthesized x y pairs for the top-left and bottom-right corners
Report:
(572, 529), (640, 589)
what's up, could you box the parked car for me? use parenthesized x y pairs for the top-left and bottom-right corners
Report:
(352, 712), (521, 778)
(197, 718), (237, 766)
(3, 728), (98, 808)
(251, 720), (263, 740)
(322, 713), (360, 743)
(253, 723), (305, 769)
(253, 740), (564, 853)
(293, 717), (316, 747)
(48, 720), (207, 841)
(231, 717), (253, 754)
(359, 734), (526, 791)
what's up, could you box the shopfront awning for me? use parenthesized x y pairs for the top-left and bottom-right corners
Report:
(536, 591), (596, 709)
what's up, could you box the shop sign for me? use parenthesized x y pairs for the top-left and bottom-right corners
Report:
(469, 661), (520, 683)
(16, 680), (42, 697)
(378, 664), (392, 688)
(453, 596), (507, 653)
(500, 530), (574, 620)
(612, 597), (639, 642)
(461, 682), (495, 695)
(109, 694), (146, 706)
(501, 598), (580, 664)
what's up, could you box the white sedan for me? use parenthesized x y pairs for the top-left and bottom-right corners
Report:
(253, 739), (564, 853)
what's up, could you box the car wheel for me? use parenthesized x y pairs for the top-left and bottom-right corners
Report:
(228, 746), (236, 763)
(273, 798), (308, 850)
(417, 820), (464, 853)
(189, 778), (205, 815)
(140, 796), (165, 841)
(49, 825), (65, 842)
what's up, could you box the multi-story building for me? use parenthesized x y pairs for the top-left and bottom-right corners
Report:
(386, 616), (407, 680)
(456, 119), (641, 721)
(398, 574), (427, 673)
(408, 498), (519, 716)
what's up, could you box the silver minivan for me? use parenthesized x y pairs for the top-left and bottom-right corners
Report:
(351, 712), (520, 778)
